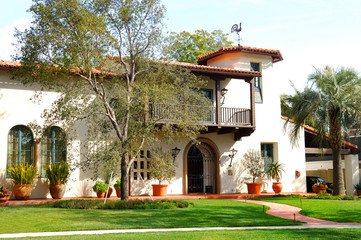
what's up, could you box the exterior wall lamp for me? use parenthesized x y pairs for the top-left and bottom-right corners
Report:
(171, 147), (181, 161)
(221, 88), (228, 104)
(228, 148), (238, 167)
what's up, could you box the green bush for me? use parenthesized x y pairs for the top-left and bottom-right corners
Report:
(46, 161), (70, 185)
(8, 163), (37, 185)
(92, 181), (108, 193)
(306, 195), (358, 200)
(54, 199), (194, 210)
(272, 194), (302, 199)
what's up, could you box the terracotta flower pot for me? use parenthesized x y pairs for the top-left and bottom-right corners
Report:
(106, 187), (113, 198)
(13, 184), (32, 200)
(115, 189), (121, 198)
(313, 186), (327, 193)
(356, 190), (361, 196)
(246, 183), (262, 194)
(272, 182), (283, 194)
(0, 191), (12, 203)
(152, 184), (168, 196)
(96, 191), (106, 198)
(49, 184), (66, 199)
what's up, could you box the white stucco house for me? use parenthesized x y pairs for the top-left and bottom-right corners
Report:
(0, 45), (318, 198)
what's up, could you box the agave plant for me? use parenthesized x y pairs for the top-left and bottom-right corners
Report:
(8, 163), (37, 185)
(265, 162), (285, 182)
(46, 161), (70, 185)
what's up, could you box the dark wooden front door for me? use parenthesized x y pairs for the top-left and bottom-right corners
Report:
(187, 143), (216, 193)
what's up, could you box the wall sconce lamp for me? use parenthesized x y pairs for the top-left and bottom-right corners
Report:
(171, 147), (181, 161)
(221, 88), (228, 104)
(228, 148), (238, 167)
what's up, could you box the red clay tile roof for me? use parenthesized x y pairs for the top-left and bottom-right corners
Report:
(0, 60), (21, 69)
(0, 60), (116, 78)
(197, 46), (283, 65)
(0, 59), (261, 79)
(161, 60), (261, 78)
(281, 116), (358, 150)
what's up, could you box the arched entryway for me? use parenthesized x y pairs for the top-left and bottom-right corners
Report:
(183, 139), (220, 194)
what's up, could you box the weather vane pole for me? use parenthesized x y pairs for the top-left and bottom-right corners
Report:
(231, 22), (242, 46)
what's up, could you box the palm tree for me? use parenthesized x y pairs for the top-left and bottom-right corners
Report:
(286, 66), (361, 195)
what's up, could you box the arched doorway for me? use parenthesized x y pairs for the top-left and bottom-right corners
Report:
(186, 141), (218, 194)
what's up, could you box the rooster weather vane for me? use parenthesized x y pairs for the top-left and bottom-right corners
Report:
(231, 22), (242, 46)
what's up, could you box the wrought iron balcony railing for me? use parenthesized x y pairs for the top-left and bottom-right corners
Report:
(150, 103), (252, 127)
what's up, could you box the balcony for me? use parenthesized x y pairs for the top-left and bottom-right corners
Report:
(150, 103), (254, 139)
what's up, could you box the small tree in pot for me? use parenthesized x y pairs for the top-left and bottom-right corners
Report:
(243, 149), (264, 194)
(46, 161), (70, 199)
(149, 148), (176, 196)
(265, 162), (285, 194)
(8, 163), (37, 200)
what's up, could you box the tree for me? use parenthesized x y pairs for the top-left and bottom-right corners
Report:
(285, 66), (361, 195)
(13, 0), (210, 200)
(163, 29), (233, 63)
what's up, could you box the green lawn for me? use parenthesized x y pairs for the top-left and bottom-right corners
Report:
(255, 196), (361, 223)
(0, 199), (297, 234)
(6, 229), (361, 240)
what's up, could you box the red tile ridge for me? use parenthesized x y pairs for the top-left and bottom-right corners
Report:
(197, 45), (283, 64)
(158, 59), (261, 77)
(281, 116), (358, 150)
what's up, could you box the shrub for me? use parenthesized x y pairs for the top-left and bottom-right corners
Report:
(0, 186), (11, 197)
(92, 181), (108, 193)
(54, 199), (194, 210)
(46, 161), (70, 185)
(306, 195), (358, 200)
(8, 163), (37, 185)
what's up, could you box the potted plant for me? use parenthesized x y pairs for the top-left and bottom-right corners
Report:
(312, 181), (328, 193)
(265, 162), (285, 194)
(149, 148), (176, 196)
(242, 149), (264, 194)
(104, 172), (113, 198)
(0, 186), (12, 203)
(354, 183), (361, 196)
(8, 163), (37, 200)
(92, 181), (108, 198)
(45, 161), (70, 199)
(114, 178), (121, 198)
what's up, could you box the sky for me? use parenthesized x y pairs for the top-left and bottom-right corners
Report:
(1, 0), (361, 94)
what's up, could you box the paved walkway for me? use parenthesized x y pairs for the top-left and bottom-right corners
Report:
(240, 199), (361, 226)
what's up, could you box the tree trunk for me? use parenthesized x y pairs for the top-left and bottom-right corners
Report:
(121, 155), (129, 200)
(332, 147), (345, 195)
(329, 109), (345, 196)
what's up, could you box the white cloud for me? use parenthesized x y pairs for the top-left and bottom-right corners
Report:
(0, 17), (32, 60)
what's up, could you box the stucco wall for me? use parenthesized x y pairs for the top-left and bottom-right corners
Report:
(0, 49), (307, 198)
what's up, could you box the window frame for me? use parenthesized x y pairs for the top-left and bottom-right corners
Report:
(41, 126), (67, 177)
(261, 143), (274, 170)
(250, 62), (263, 103)
(6, 125), (34, 177)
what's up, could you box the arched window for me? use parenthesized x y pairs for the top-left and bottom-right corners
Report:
(41, 126), (67, 176)
(7, 125), (34, 173)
